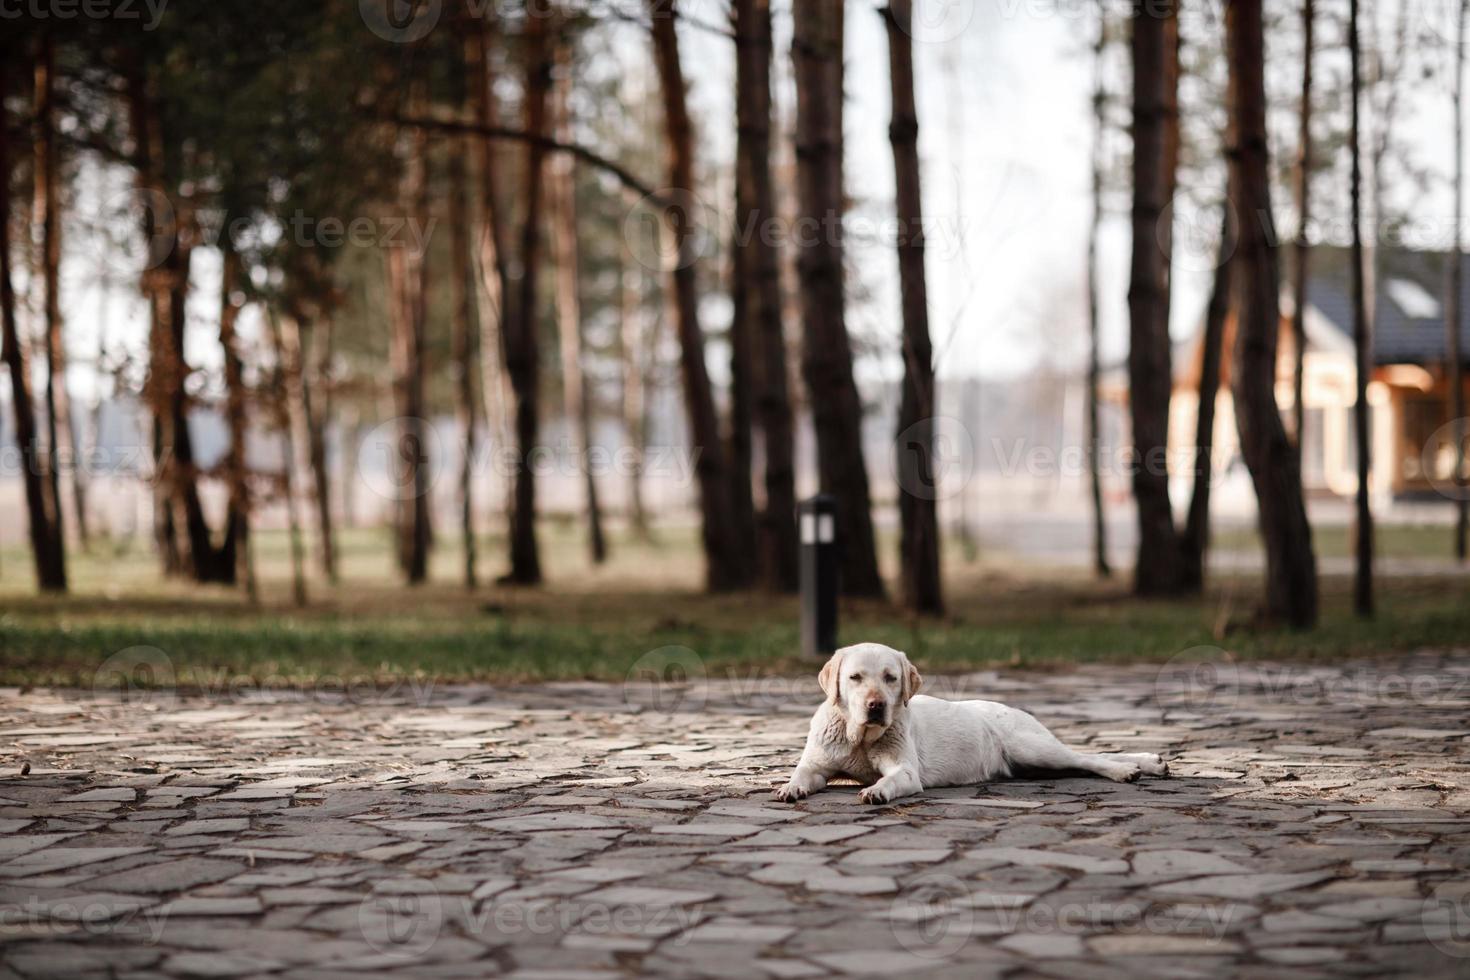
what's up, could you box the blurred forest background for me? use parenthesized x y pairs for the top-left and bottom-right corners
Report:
(2, 0), (1469, 685)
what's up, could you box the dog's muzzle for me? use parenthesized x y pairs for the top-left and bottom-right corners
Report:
(865, 702), (887, 724)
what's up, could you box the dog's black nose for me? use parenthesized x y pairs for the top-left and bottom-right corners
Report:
(866, 704), (886, 722)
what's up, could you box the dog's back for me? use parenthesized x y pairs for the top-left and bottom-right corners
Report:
(906, 695), (1012, 786)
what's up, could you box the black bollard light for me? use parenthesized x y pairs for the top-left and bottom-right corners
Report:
(799, 494), (839, 660)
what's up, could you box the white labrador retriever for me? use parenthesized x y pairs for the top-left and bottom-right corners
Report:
(775, 642), (1168, 804)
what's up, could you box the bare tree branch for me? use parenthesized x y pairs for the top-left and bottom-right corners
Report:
(605, 3), (737, 41)
(387, 112), (665, 204)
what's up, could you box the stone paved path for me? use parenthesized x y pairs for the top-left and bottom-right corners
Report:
(3, 652), (1470, 978)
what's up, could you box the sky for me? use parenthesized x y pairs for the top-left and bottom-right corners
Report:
(28, 0), (1470, 403)
(677, 0), (1111, 382)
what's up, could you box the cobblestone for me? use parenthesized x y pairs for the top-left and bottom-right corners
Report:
(2, 652), (1469, 976)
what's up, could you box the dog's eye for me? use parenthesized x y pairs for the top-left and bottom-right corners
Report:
(848, 673), (862, 681)
(883, 673), (897, 683)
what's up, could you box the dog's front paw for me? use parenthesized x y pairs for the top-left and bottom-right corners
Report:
(858, 784), (893, 805)
(1138, 754), (1169, 778)
(774, 782), (808, 803)
(1105, 762), (1142, 783)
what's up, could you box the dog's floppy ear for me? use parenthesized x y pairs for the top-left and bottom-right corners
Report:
(901, 653), (923, 705)
(818, 650), (844, 705)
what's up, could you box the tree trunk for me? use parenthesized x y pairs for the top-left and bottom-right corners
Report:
(218, 238), (255, 601)
(620, 261), (652, 539)
(1087, 6), (1111, 581)
(726, 0), (760, 589)
(34, 37), (84, 555)
(1364, 1), (1411, 358)
(1226, 0), (1319, 628)
(726, 217), (759, 585)
(791, 0), (885, 598)
(267, 311), (308, 607)
(131, 73), (181, 582)
(648, 0), (746, 591)
(152, 415), (181, 575)
(1179, 208), (1233, 591)
(341, 408), (363, 531)
(735, 0), (797, 591)
(1349, 0), (1373, 617)
(549, 63), (607, 565)
(1289, 0), (1314, 457)
(389, 121), (432, 585)
(1449, 0), (1468, 561)
(467, 23), (517, 544)
(387, 232), (408, 567)
(1128, 0), (1183, 595)
(303, 316), (336, 583)
(85, 284), (110, 551)
(881, 0), (942, 615)
(1, 55), (66, 591)
(501, 4), (552, 585)
(127, 64), (232, 583)
(163, 240), (233, 583)
(450, 142), (479, 589)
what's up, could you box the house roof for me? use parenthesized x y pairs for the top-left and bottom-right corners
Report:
(1106, 245), (1468, 397)
(1302, 245), (1470, 366)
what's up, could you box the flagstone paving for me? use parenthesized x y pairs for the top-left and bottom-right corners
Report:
(2, 651), (1469, 977)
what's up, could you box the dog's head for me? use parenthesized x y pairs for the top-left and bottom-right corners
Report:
(818, 642), (923, 744)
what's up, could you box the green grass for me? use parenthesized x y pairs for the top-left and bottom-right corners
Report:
(1213, 522), (1459, 560)
(2, 522), (1468, 690)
